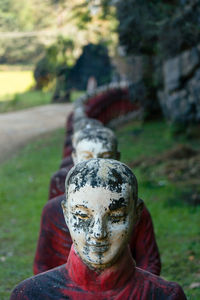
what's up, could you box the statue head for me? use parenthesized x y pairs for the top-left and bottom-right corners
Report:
(72, 126), (120, 164)
(62, 159), (141, 270)
(73, 117), (103, 133)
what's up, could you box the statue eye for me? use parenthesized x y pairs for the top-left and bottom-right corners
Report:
(100, 152), (112, 158)
(83, 155), (92, 160)
(75, 213), (90, 220)
(109, 213), (126, 223)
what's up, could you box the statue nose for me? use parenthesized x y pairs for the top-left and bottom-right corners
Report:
(92, 217), (107, 239)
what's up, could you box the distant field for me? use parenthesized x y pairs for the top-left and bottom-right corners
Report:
(0, 70), (34, 101)
(0, 67), (84, 113)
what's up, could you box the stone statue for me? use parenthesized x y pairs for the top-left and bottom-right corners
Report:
(49, 124), (117, 200)
(63, 117), (103, 158)
(34, 129), (161, 275)
(11, 159), (186, 299)
(73, 117), (103, 133)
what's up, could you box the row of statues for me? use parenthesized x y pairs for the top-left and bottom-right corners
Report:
(10, 98), (187, 299)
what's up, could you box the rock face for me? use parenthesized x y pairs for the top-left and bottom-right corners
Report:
(158, 46), (200, 123)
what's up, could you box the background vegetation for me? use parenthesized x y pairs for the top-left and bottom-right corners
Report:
(0, 120), (199, 299)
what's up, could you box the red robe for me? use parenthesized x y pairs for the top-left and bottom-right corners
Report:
(85, 88), (141, 124)
(12, 246), (186, 300)
(48, 164), (73, 200)
(33, 194), (161, 275)
(59, 156), (73, 169)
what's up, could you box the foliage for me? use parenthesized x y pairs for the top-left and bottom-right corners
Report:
(0, 121), (200, 299)
(71, 0), (112, 27)
(0, 0), (118, 64)
(116, 0), (200, 59)
(34, 36), (74, 90)
(0, 0), (56, 31)
(68, 43), (113, 90)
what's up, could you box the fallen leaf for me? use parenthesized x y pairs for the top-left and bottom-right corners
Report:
(188, 255), (195, 261)
(189, 282), (200, 289)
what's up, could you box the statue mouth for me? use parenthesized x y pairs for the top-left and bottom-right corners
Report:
(87, 243), (109, 253)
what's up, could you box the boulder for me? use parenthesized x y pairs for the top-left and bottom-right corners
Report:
(163, 56), (181, 93)
(159, 45), (200, 124)
(181, 47), (199, 78)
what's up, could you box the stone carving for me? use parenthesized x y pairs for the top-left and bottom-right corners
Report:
(73, 117), (103, 133)
(11, 159), (186, 299)
(49, 125), (118, 200)
(72, 80), (142, 127)
(34, 127), (161, 274)
(87, 76), (97, 93)
(72, 126), (120, 164)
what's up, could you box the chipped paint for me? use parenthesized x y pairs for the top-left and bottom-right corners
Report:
(63, 185), (134, 269)
(73, 117), (103, 133)
(72, 127), (119, 164)
(62, 159), (138, 270)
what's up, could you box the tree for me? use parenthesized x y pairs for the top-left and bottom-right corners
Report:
(34, 36), (74, 90)
(116, 0), (200, 59)
(0, 0), (55, 31)
(67, 43), (113, 90)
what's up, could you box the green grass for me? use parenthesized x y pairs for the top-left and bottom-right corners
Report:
(0, 68), (53, 113)
(0, 89), (84, 113)
(116, 120), (200, 300)
(0, 70), (34, 101)
(70, 90), (85, 102)
(0, 129), (65, 299)
(0, 68), (85, 113)
(0, 90), (53, 113)
(0, 120), (200, 299)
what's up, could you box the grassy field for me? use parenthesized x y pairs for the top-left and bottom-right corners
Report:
(0, 68), (84, 113)
(0, 70), (34, 101)
(0, 90), (54, 113)
(0, 120), (200, 299)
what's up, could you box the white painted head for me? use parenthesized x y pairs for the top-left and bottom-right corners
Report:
(73, 117), (103, 133)
(62, 159), (140, 270)
(72, 127), (120, 164)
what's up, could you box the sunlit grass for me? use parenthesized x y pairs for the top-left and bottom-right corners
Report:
(0, 90), (53, 113)
(0, 89), (84, 113)
(0, 70), (35, 101)
(0, 67), (85, 113)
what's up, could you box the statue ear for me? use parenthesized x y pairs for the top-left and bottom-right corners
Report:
(61, 200), (69, 226)
(116, 151), (121, 161)
(135, 198), (144, 223)
(72, 149), (77, 165)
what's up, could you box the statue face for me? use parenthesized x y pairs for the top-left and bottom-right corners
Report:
(73, 139), (116, 164)
(63, 184), (134, 269)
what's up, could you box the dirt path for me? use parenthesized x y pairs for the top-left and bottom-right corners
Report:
(0, 103), (73, 163)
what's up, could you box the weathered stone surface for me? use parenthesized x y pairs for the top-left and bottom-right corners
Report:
(159, 45), (200, 123)
(159, 90), (189, 122)
(163, 56), (181, 92)
(181, 47), (199, 78)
